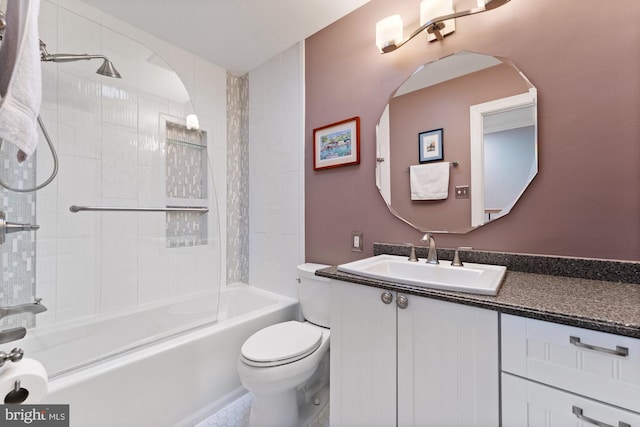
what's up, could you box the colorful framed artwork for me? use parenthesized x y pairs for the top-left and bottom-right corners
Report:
(313, 117), (360, 171)
(418, 128), (444, 163)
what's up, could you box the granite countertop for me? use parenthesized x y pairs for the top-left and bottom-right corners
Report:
(316, 253), (640, 339)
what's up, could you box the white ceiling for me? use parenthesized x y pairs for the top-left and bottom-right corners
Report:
(81, 0), (370, 75)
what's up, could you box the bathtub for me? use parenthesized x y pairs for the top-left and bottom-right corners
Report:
(23, 284), (298, 427)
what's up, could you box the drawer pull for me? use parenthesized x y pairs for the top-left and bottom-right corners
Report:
(569, 336), (629, 357)
(572, 406), (631, 427)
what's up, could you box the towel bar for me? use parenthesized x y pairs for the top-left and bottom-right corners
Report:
(69, 206), (209, 213)
(406, 161), (458, 171)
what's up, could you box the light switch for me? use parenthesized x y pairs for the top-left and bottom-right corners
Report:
(455, 185), (470, 199)
(352, 231), (363, 252)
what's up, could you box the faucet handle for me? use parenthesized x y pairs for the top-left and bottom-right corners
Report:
(404, 243), (418, 262)
(451, 247), (472, 267)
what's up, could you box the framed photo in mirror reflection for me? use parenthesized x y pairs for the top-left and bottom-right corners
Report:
(313, 116), (360, 171)
(418, 128), (444, 163)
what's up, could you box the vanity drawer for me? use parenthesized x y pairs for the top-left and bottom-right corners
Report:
(502, 373), (640, 427)
(501, 314), (640, 412)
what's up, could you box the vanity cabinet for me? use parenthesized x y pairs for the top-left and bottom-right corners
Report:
(501, 314), (640, 426)
(330, 279), (499, 427)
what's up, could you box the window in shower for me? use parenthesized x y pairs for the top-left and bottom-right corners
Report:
(165, 122), (208, 248)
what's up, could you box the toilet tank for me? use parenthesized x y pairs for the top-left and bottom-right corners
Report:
(297, 263), (331, 328)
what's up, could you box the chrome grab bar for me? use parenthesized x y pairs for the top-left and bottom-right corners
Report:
(569, 336), (629, 357)
(69, 205), (209, 213)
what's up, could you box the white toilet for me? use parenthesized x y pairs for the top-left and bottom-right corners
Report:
(237, 263), (331, 427)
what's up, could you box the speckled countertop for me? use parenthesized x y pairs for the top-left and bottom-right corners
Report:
(316, 244), (640, 339)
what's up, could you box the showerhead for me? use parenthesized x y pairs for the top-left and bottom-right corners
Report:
(39, 40), (122, 78)
(96, 59), (122, 78)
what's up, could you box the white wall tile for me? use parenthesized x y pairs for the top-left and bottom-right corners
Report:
(100, 125), (138, 200)
(249, 43), (305, 299)
(18, 0), (228, 327)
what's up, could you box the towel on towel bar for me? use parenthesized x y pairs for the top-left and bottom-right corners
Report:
(0, 0), (42, 161)
(410, 163), (450, 200)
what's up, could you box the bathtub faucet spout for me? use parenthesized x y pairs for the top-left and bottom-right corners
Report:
(0, 298), (47, 320)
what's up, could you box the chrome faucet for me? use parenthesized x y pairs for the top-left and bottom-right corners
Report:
(0, 298), (47, 320)
(405, 243), (419, 262)
(421, 233), (439, 264)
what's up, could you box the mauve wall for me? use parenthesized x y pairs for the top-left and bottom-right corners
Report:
(305, 0), (640, 264)
(389, 63), (528, 231)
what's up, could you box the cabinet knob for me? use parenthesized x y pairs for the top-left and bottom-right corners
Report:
(380, 291), (393, 304)
(397, 295), (409, 309)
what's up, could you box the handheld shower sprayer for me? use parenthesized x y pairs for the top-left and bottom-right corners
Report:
(39, 40), (122, 78)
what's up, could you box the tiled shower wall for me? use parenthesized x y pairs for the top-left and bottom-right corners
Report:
(0, 0), (228, 329)
(226, 73), (249, 284)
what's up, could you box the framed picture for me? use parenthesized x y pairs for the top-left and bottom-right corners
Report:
(313, 117), (360, 171)
(418, 128), (444, 163)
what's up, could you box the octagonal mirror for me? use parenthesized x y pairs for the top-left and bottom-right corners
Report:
(376, 50), (537, 233)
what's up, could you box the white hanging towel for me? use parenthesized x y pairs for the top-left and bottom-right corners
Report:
(410, 162), (450, 200)
(0, 0), (42, 161)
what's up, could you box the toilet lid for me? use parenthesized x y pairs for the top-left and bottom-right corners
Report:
(241, 321), (323, 367)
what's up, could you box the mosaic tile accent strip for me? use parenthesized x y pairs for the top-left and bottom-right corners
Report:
(0, 141), (37, 329)
(165, 122), (209, 248)
(166, 210), (208, 248)
(226, 72), (249, 284)
(166, 123), (207, 200)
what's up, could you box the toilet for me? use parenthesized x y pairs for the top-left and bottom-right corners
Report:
(237, 263), (331, 427)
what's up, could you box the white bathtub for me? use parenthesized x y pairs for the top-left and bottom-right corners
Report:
(28, 285), (298, 427)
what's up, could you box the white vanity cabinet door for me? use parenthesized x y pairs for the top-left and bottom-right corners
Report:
(502, 314), (640, 412)
(502, 373), (640, 427)
(330, 280), (397, 427)
(397, 296), (500, 427)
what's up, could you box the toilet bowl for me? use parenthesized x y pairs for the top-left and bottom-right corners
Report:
(237, 264), (331, 427)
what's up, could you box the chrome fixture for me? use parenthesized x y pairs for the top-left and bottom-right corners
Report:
(569, 336), (629, 357)
(0, 327), (27, 345)
(0, 298), (47, 320)
(39, 40), (122, 78)
(375, 0), (511, 53)
(421, 233), (439, 264)
(0, 116), (59, 193)
(0, 348), (24, 368)
(452, 247), (464, 267)
(405, 243), (419, 262)
(396, 295), (409, 309)
(69, 205), (209, 214)
(0, 211), (40, 245)
(381, 291), (393, 305)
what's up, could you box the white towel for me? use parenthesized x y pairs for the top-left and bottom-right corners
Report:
(410, 162), (450, 200)
(0, 0), (42, 161)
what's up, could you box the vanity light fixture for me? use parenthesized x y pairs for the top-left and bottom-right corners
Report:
(375, 0), (510, 53)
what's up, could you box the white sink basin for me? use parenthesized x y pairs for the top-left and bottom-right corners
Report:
(337, 254), (506, 296)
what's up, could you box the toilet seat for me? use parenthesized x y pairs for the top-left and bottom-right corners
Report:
(241, 321), (323, 368)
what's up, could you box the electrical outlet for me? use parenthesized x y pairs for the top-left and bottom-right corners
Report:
(351, 231), (363, 252)
(455, 185), (470, 199)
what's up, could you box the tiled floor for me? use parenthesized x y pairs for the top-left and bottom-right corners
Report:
(196, 392), (330, 427)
